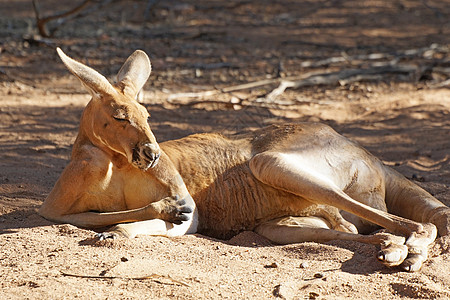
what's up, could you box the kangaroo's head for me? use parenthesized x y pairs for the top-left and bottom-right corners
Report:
(57, 48), (160, 170)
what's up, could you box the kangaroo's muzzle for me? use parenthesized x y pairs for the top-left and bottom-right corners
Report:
(132, 142), (160, 170)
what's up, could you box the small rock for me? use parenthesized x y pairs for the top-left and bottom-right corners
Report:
(273, 284), (282, 298)
(313, 273), (324, 279)
(120, 257), (129, 262)
(411, 174), (425, 182)
(299, 262), (309, 268)
(273, 282), (297, 299)
(264, 262), (278, 268)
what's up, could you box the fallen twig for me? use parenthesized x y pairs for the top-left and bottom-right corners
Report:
(167, 90), (219, 102)
(261, 63), (419, 102)
(166, 44), (447, 106)
(431, 79), (450, 88)
(23, 35), (56, 48)
(221, 78), (280, 93)
(300, 44), (447, 68)
(32, 0), (116, 37)
(32, 0), (92, 37)
(60, 271), (190, 286)
(167, 78), (281, 103)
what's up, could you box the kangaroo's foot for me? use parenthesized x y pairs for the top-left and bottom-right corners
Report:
(376, 223), (437, 271)
(376, 232), (408, 267)
(400, 223), (437, 271)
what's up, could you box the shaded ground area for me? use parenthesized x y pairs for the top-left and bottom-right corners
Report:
(1, 0), (449, 299)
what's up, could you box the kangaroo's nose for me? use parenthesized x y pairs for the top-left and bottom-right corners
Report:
(142, 143), (161, 162)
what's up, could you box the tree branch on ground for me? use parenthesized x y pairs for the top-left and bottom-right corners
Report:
(261, 63), (419, 102)
(32, 0), (117, 38)
(32, 0), (92, 37)
(166, 44), (449, 106)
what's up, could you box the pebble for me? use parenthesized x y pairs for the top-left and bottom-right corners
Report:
(313, 273), (324, 279)
(299, 262), (309, 268)
(264, 262), (278, 268)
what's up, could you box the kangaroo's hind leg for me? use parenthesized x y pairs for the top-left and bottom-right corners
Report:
(255, 216), (409, 268)
(249, 152), (437, 271)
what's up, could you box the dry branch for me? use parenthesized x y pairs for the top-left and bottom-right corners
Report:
(32, 0), (92, 37)
(168, 63), (420, 104)
(60, 271), (190, 286)
(167, 78), (280, 103)
(299, 44), (447, 68)
(262, 64), (418, 102)
(166, 44), (447, 106)
(32, 0), (116, 37)
(431, 79), (450, 88)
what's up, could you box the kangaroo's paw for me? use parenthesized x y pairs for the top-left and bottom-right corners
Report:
(96, 232), (119, 241)
(96, 224), (133, 240)
(149, 195), (193, 225)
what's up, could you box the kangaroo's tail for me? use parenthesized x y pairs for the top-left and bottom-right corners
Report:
(383, 166), (449, 236)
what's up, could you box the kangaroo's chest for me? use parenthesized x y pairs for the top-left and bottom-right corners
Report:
(77, 162), (166, 213)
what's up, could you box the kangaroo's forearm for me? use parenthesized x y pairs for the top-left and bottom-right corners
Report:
(43, 207), (151, 228)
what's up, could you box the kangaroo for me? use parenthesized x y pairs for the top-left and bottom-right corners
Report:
(39, 48), (450, 272)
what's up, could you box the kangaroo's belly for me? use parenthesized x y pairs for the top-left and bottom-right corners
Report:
(190, 163), (314, 239)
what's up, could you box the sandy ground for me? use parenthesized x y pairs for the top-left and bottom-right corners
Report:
(1, 0), (450, 299)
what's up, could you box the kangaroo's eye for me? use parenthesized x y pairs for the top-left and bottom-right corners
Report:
(147, 116), (151, 124)
(113, 116), (127, 122)
(113, 109), (128, 122)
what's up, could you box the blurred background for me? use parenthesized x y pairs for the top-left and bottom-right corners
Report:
(1, 0), (448, 94)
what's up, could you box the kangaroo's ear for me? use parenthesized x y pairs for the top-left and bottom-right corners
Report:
(56, 47), (117, 98)
(116, 50), (151, 99)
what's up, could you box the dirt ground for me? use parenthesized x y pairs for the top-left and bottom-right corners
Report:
(1, 0), (450, 299)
